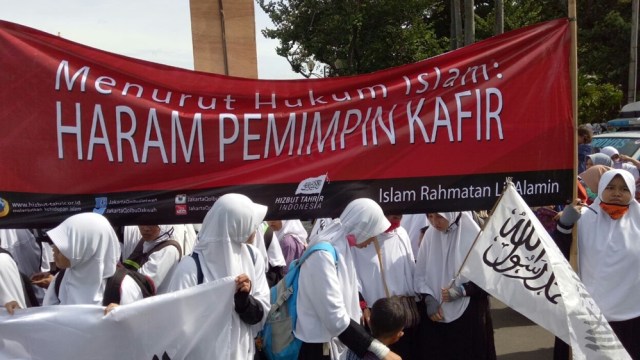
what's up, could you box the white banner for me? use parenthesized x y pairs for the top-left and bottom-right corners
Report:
(460, 183), (630, 360)
(0, 276), (235, 360)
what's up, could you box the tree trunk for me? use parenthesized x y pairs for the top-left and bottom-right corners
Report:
(452, 0), (463, 49)
(494, 0), (504, 35)
(464, 0), (475, 46)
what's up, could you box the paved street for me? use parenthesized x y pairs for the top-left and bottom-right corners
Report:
(491, 297), (555, 359)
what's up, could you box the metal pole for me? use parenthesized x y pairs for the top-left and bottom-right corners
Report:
(629, 0), (639, 103)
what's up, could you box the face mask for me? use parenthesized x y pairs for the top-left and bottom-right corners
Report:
(385, 219), (401, 233)
(346, 234), (358, 247)
(599, 201), (629, 220)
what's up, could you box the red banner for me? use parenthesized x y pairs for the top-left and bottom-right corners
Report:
(0, 19), (572, 227)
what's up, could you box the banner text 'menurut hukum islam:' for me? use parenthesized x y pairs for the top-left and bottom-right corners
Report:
(54, 60), (504, 165)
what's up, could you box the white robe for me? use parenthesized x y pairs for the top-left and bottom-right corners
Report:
(0, 252), (27, 309)
(296, 198), (390, 358)
(352, 227), (416, 305)
(577, 169), (640, 321)
(414, 212), (478, 323)
(166, 194), (270, 360)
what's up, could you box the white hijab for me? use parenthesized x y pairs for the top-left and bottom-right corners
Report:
(46, 213), (120, 305)
(308, 198), (390, 321)
(414, 212), (479, 323)
(141, 225), (175, 253)
(191, 193), (268, 360)
(577, 169), (640, 321)
(275, 219), (308, 245)
(253, 222), (286, 268)
(0, 229), (41, 275)
(193, 194), (267, 280)
(0, 252), (27, 309)
(400, 213), (428, 258)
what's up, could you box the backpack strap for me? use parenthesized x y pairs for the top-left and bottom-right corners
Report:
(54, 268), (66, 299)
(245, 243), (257, 265)
(299, 241), (338, 267)
(191, 252), (204, 285)
(122, 239), (146, 269)
(102, 267), (156, 306)
(102, 267), (127, 306)
(124, 239), (182, 270)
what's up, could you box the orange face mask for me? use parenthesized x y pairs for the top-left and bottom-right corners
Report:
(599, 202), (629, 220)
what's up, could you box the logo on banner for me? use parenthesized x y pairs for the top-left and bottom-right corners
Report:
(175, 194), (187, 215)
(0, 197), (10, 217)
(295, 174), (327, 195)
(93, 197), (108, 215)
(275, 173), (329, 211)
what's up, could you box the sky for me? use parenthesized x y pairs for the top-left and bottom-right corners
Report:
(0, 1), (303, 79)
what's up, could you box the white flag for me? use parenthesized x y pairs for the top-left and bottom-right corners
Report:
(0, 276), (235, 360)
(460, 183), (630, 360)
(295, 174), (327, 195)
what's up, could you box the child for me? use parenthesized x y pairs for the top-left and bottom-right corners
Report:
(346, 297), (406, 360)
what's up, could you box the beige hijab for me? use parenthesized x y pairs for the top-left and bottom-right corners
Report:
(579, 164), (611, 194)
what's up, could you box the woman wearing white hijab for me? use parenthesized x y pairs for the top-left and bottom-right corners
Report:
(166, 193), (270, 360)
(296, 198), (400, 360)
(351, 213), (418, 359)
(267, 219), (308, 272)
(122, 224), (181, 294)
(42, 212), (142, 306)
(414, 212), (495, 360)
(599, 146), (640, 180)
(556, 169), (640, 358)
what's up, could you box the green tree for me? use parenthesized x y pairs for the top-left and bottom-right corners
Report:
(257, 0), (449, 77)
(258, 0), (634, 124)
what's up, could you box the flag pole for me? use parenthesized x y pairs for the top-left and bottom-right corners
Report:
(568, 3), (579, 359)
(451, 178), (513, 282)
(568, 0), (579, 272)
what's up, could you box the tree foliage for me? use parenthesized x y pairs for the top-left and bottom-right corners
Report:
(257, 0), (636, 123)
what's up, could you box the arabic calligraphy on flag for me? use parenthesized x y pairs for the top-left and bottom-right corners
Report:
(295, 174), (328, 195)
(459, 183), (630, 359)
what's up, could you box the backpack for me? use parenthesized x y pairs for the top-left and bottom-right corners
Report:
(0, 248), (39, 308)
(261, 242), (338, 360)
(123, 239), (182, 271)
(54, 266), (156, 306)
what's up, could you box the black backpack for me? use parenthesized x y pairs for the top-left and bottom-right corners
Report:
(123, 239), (182, 271)
(0, 248), (39, 307)
(54, 266), (156, 306)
